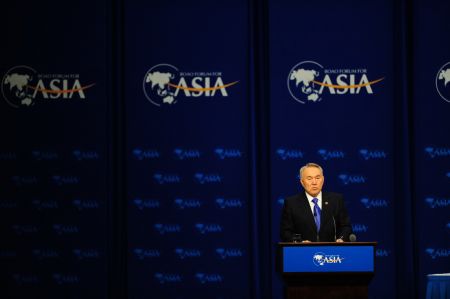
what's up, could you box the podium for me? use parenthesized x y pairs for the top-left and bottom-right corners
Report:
(277, 242), (376, 299)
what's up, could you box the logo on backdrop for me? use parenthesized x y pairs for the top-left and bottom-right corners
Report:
(424, 197), (450, 208)
(359, 149), (387, 160)
(195, 273), (224, 284)
(436, 62), (450, 103)
(360, 197), (389, 209)
(312, 252), (344, 266)
(287, 61), (384, 104)
(154, 273), (183, 284)
(424, 147), (450, 158)
(425, 248), (450, 259)
(276, 148), (305, 160)
(1, 65), (95, 108)
(143, 63), (238, 107)
(338, 174), (366, 185)
(317, 149), (345, 160)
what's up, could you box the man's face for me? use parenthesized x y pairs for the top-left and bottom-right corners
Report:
(300, 166), (324, 197)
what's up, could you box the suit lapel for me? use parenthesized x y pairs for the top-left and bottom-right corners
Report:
(321, 192), (331, 231)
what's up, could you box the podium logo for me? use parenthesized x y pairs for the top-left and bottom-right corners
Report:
(359, 149), (387, 160)
(174, 198), (202, 209)
(425, 197), (450, 208)
(195, 223), (223, 234)
(436, 62), (450, 103)
(338, 174), (366, 185)
(214, 148), (243, 159)
(133, 248), (161, 259)
(154, 224), (181, 235)
(173, 148), (201, 160)
(1, 65), (95, 108)
(425, 248), (450, 259)
(174, 248), (202, 259)
(132, 148), (160, 160)
(32, 150), (59, 161)
(424, 147), (450, 158)
(143, 63), (238, 107)
(360, 197), (389, 209)
(215, 248), (243, 259)
(195, 273), (224, 284)
(154, 273), (183, 284)
(276, 148), (304, 160)
(312, 252), (344, 266)
(287, 61), (384, 104)
(215, 198), (244, 209)
(133, 198), (160, 210)
(317, 149), (345, 161)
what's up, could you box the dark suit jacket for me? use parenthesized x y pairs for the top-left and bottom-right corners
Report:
(280, 192), (352, 242)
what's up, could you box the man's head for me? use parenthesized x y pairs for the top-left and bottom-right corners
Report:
(299, 163), (324, 197)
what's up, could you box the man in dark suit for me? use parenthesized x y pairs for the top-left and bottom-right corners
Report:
(280, 162), (352, 242)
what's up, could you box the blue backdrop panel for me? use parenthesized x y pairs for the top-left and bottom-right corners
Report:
(412, 0), (450, 297)
(268, 1), (396, 298)
(0, 1), (111, 298)
(124, 1), (251, 298)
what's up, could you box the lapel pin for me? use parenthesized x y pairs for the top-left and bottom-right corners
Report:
(325, 201), (328, 205)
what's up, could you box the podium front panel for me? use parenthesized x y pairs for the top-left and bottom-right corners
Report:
(282, 245), (374, 273)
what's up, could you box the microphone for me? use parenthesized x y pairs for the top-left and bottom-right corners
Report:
(349, 234), (357, 242)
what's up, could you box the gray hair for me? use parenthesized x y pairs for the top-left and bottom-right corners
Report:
(299, 162), (323, 179)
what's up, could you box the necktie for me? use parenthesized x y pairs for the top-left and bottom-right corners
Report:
(312, 198), (321, 232)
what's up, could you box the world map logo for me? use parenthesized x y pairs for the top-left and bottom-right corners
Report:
(143, 64), (180, 106)
(436, 62), (450, 103)
(1, 65), (37, 108)
(288, 61), (324, 103)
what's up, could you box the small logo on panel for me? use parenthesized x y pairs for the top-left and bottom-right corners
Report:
(133, 248), (161, 259)
(154, 273), (183, 284)
(214, 148), (242, 159)
(360, 197), (389, 209)
(276, 148), (304, 160)
(424, 147), (450, 158)
(424, 197), (450, 208)
(215, 198), (244, 209)
(215, 248), (243, 259)
(436, 62), (450, 103)
(359, 149), (387, 160)
(195, 223), (223, 234)
(154, 224), (181, 235)
(317, 149), (345, 160)
(195, 273), (224, 284)
(425, 248), (450, 259)
(338, 174), (366, 185)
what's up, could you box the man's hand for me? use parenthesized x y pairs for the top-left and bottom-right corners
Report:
(336, 238), (344, 243)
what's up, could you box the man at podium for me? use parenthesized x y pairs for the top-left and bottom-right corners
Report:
(280, 162), (352, 242)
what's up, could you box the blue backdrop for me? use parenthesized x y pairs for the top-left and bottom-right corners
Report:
(0, 0), (449, 299)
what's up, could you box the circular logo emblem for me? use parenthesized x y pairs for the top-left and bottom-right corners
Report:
(1, 65), (37, 108)
(287, 61), (324, 104)
(312, 252), (326, 266)
(436, 62), (450, 103)
(143, 64), (180, 106)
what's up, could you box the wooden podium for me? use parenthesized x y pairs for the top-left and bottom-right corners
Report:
(277, 242), (377, 299)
